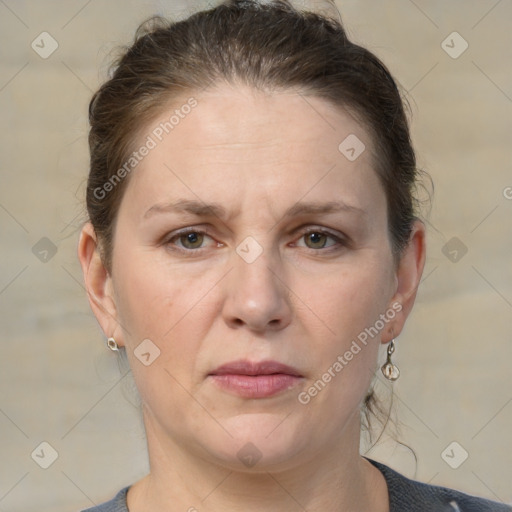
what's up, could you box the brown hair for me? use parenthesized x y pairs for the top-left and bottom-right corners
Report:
(86, 0), (428, 435)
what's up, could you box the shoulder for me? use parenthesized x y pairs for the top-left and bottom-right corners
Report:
(367, 458), (512, 512)
(80, 487), (129, 512)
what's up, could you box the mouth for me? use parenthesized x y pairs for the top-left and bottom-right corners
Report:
(208, 360), (303, 399)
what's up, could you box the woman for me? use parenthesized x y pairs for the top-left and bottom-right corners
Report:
(77, 0), (511, 510)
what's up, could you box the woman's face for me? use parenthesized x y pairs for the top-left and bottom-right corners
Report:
(83, 85), (423, 471)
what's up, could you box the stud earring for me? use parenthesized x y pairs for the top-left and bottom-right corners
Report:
(106, 337), (119, 352)
(381, 339), (400, 381)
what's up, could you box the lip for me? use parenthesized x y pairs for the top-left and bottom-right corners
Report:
(210, 360), (303, 377)
(208, 359), (303, 399)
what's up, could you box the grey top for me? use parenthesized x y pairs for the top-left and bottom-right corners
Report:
(82, 458), (511, 511)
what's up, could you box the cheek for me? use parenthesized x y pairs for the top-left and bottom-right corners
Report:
(113, 244), (206, 340)
(111, 250), (220, 380)
(112, 258), (209, 419)
(292, 253), (393, 401)
(296, 254), (393, 340)
(114, 267), (178, 342)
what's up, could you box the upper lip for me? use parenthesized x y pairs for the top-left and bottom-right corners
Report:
(209, 359), (303, 377)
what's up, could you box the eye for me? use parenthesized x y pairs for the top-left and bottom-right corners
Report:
(165, 229), (216, 252)
(295, 229), (343, 250)
(164, 227), (345, 255)
(178, 231), (205, 249)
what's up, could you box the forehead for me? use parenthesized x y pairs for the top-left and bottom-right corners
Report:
(163, 85), (368, 156)
(119, 84), (384, 221)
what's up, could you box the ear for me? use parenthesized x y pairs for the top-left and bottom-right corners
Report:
(77, 222), (124, 346)
(382, 219), (426, 343)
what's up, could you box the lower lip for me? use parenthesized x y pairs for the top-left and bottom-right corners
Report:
(209, 374), (301, 398)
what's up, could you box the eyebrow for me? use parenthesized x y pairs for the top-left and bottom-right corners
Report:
(143, 198), (366, 221)
(144, 199), (228, 220)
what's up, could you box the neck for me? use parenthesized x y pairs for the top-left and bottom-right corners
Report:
(128, 413), (389, 512)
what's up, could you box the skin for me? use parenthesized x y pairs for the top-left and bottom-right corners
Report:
(79, 84), (426, 512)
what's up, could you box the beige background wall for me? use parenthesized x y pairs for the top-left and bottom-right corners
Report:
(0, 1), (511, 510)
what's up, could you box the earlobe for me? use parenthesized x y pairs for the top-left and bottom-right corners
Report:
(383, 220), (427, 343)
(77, 223), (123, 344)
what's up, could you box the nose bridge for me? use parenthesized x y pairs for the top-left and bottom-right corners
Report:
(236, 241), (277, 292)
(234, 236), (282, 302)
(223, 235), (291, 330)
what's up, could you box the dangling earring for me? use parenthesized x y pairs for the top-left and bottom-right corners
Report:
(381, 339), (400, 381)
(106, 337), (119, 351)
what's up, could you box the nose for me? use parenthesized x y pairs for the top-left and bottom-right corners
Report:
(221, 246), (292, 333)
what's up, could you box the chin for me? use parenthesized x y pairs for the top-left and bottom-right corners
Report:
(199, 412), (310, 472)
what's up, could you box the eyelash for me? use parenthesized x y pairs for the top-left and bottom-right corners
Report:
(164, 227), (346, 256)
